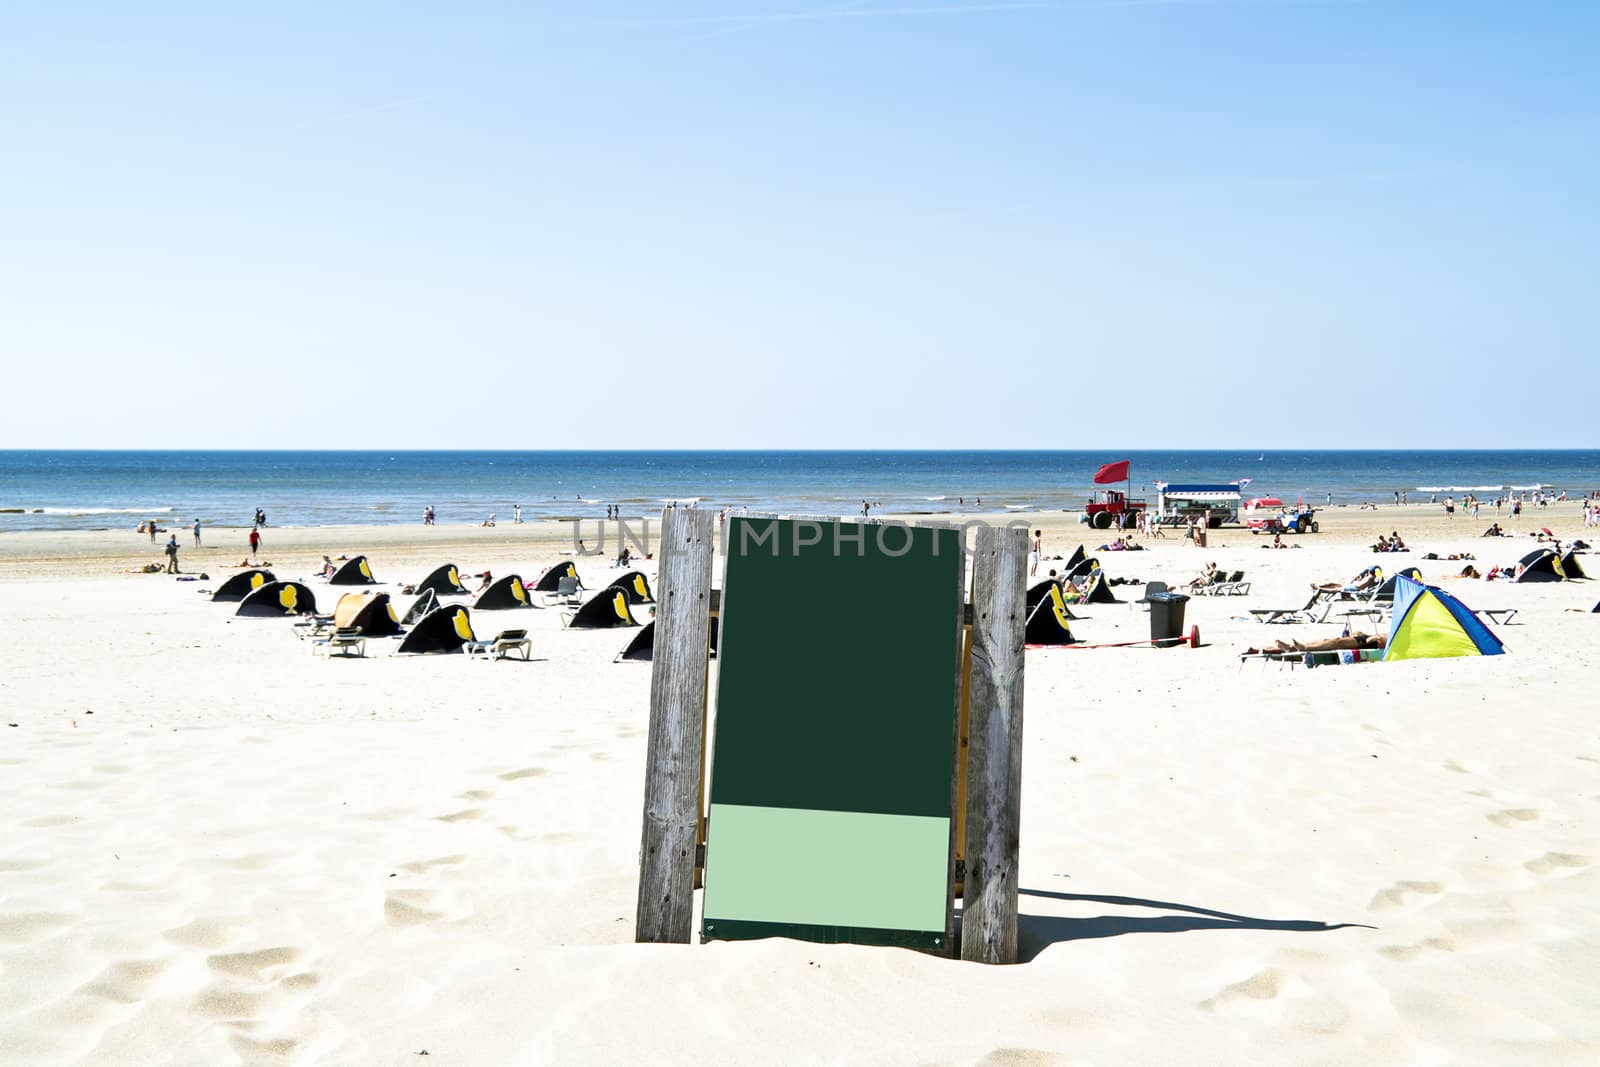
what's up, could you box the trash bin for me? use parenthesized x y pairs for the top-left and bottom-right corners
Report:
(1148, 591), (1189, 646)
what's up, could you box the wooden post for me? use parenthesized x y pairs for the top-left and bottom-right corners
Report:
(635, 507), (716, 943)
(961, 524), (1027, 964)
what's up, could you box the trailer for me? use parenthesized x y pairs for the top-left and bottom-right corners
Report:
(1154, 484), (1241, 527)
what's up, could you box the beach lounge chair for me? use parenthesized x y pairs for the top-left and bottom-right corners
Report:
(542, 575), (584, 607)
(293, 613), (336, 639)
(313, 626), (366, 657)
(1475, 608), (1518, 625)
(1218, 570), (1250, 596)
(1248, 591), (1329, 625)
(466, 628), (532, 660)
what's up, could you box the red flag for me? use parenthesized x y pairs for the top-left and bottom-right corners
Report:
(1093, 460), (1130, 485)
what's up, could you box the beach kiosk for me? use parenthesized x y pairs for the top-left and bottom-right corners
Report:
(1154, 484), (1242, 527)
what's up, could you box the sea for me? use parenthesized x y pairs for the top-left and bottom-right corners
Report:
(1, 450), (1596, 532)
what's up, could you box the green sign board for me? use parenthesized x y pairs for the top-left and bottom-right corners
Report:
(701, 517), (964, 950)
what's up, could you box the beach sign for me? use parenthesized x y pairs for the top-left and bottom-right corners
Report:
(700, 517), (965, 950)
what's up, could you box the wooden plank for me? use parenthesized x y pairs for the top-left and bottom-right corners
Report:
(635, 507), (716, 944)
(943, 544), (970, 955)
(961, 523), (1027, 964)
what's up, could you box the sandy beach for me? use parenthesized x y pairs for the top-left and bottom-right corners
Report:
(2, 505), (1597, 1065)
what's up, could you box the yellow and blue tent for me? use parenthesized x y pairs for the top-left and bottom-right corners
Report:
(1383, 576), (1504, 661)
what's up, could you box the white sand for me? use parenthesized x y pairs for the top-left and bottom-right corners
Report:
(2, 509), (1597, 1065)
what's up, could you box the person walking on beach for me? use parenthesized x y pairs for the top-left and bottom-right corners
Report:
(192, 518), (202, 546)
(248, 525), (261, 558)
(1029, 529), (1042, 576)
(165, 535), (180, 574)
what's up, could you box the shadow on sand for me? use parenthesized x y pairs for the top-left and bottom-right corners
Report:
(1012, 888), (1372, 963)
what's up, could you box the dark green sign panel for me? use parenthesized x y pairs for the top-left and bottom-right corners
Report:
(701, 517), (964, 950)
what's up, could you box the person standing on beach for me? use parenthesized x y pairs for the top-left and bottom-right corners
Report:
(1029, 529), (1042, 576)
(514, 503), (522, 524)
(149, 520), (158, 544)
(248, 525), (261, 558)
(165, 535), (180, 574)
(192, 518), (202, 546)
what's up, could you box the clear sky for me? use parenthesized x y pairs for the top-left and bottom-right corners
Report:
(3, 1), (1595, 449)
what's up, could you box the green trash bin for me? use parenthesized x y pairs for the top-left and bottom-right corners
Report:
(1148, 591), (1189, 646)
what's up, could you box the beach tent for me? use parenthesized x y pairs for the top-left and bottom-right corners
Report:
(397, 604), (476, 654)
(332, 591), (403, 636)
(1515, 548), (1566, 582)
(567, 588), (638, 629)
(211, 569), (275, 602)
(1064, 556), (1099, 582)
(1384, 576), (1505, 661)
(1559, 549), (1587, 580)
(474, 574), (531, 610)
(532, 562), (580, 593)
(329, 555), (378, 585)
(608, 571), (654, 605)
(615, 616), (720, 662)
(1026, 579), (1061, 612)
(415, 563), (469, 597)
(1079, 570), (1119, 605)
(401, 589), (438, 626)
(236, 581), (318, 618)
(1064, 545), (1086, 572)
(1024, 584), (1079, 646)
(1371, 566), (1423, 602)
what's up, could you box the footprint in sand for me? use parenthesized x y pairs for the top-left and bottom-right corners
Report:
(1442, 760), (1476, 775)
(497, 767), (546, 781)
(974, 1050), (1068, 1067)
(1379, 937), (1458, 962)
(0, 911), (77, 944)
(78, 958), (174, 1003)
(1199, 968), (1312, 1013)
(398, 854), (467, 874)
(384, 888), (470, 927)
(207, 946), (303, 982)
(1524, 852), (1591, 877)
(457, 789), (495, 801)
(1367, 881), (1444, 912)
(1486, 808), (1541, 828)
(434, 808), (484, 823)
(163, 916), (249, 950)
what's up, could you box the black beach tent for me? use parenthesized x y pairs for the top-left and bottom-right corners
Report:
(1079, 570), (1119, 605)
(402, 589), (439, 625)
(415, 563), (470, 597)
(474, 574), (532, 610)
(532, 562), (580, 593)
(1371, 566), (1424, 602)
(397, 604), (476, 654)
(608, 571), (654, 605)
(567, 588), (638, 629)
(212, 569), (275, 602)
(1064, 555), (1098, 582)
(1559, 549), (1587, 580)
(334, 591), (403, 636)
(1024, 585), (1080, 645)
(329, 555), (378, 585)
(1515, 548), (1565, 582)
(1064, 544), (1086, 572)
(615, 615), (721, 662)
(236, 581), (318, 617)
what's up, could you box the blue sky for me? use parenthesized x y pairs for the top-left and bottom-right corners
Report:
(2, 1), (1595, 448)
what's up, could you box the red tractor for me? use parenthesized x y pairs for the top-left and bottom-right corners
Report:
(1083, 489), (1147, 530)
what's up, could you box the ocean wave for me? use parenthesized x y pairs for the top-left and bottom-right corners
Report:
(36, 506), (173, 515)
(923, 495), (947, 502)
(1003, 504), (1031, 510)
(1415, 486), (1503, 493)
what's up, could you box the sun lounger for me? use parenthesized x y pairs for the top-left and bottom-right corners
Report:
(1476, 608), (1517, 625)
(466, 628), (532, 660)
(313, 626), (366, 657)
(293, 613), (336, 639)
(541, 575), (584, 607)
(1216, 570), (1249, 596)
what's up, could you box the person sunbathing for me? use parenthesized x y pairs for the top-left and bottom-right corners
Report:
(1185, 563), (1218, 591)
(1246, 633), (1387, 655)
(1482, 523), (1504, 537)
(1372, 535), (1390, 552)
